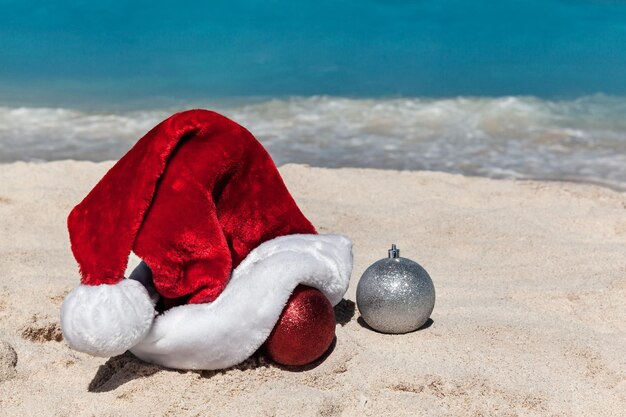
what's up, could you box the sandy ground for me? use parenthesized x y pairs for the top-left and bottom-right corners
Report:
(0, 161), (625, 417)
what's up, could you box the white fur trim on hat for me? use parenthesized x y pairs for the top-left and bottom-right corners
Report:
(130, 234), (353, 370)
(60, 279), (156, 357)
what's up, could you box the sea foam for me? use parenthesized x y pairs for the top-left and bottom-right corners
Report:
(1, 95), (625, 189)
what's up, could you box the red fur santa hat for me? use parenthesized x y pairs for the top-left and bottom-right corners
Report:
(60, 109), (352, 370)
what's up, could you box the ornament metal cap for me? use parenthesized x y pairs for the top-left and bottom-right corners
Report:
(388, 244), (400, 258)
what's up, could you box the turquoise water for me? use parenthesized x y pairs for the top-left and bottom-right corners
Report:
(1, 0), (626, 103)
(1, 1), (625, 189)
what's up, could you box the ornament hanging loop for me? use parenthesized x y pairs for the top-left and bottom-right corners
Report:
(388, 244), (400, 259)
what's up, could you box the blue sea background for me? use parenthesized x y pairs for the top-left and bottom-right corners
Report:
(1, 0), (625, 189)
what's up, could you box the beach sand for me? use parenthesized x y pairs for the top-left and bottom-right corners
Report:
(0, 161), (625, 416)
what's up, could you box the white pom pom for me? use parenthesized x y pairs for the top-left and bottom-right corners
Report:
(60, 279), (156, 357)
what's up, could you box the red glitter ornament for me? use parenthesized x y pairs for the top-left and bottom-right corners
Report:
(264, 285), (336, 366)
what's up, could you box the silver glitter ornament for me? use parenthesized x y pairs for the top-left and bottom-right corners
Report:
(356, 245), (435, 334)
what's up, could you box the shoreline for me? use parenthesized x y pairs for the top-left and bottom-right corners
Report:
(1, 161), (625, 416)
(3, 159), (626, 193)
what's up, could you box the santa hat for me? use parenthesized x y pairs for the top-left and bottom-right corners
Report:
(60, 109), (352, 370)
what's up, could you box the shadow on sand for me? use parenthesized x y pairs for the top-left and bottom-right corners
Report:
(356, 317), (434, 333)
(87, 298), (357, 391)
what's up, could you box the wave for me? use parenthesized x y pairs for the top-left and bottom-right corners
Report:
(1, 95), (625, 189)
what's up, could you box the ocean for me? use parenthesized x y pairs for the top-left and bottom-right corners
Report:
(1, 1), (625, 189)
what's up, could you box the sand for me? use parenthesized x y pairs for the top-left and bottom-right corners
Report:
(0, 161), (624, 416)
